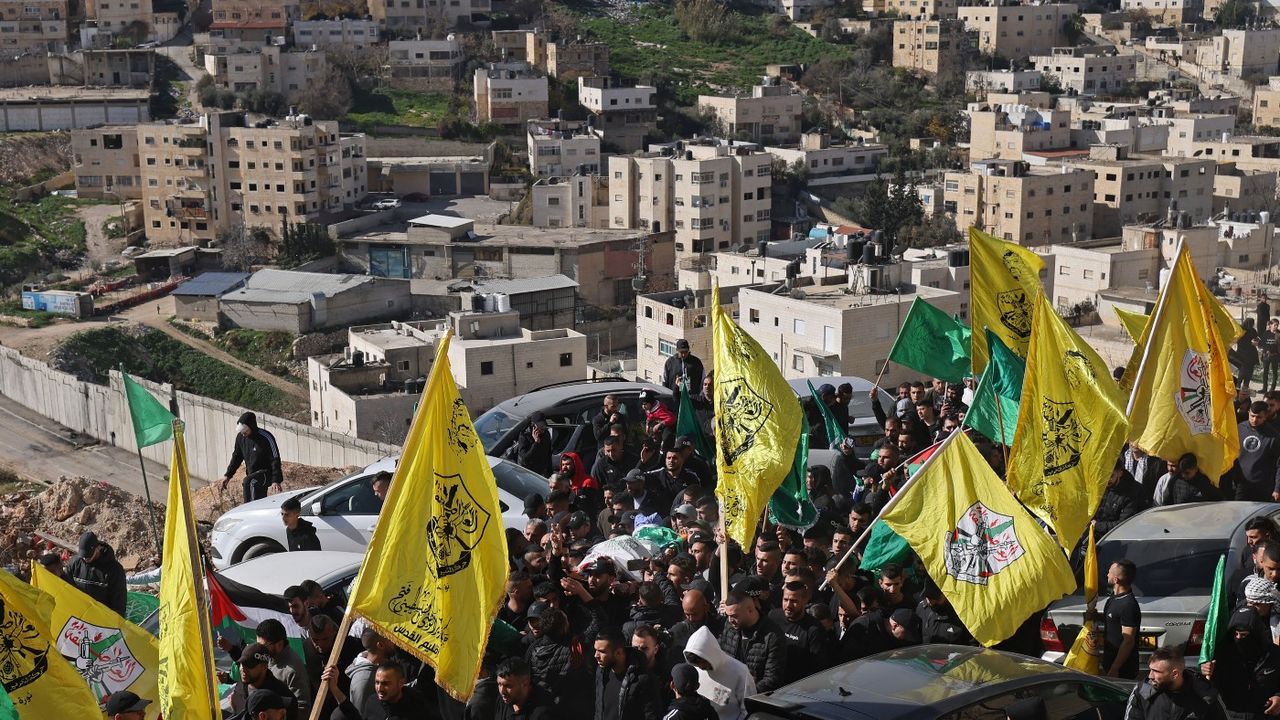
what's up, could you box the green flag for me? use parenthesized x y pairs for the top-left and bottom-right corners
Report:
(676, 381), (715, 463)
(964, 330), (1025, 445)
(859, 520), (911, 572)
(1200, 554), (1228, 664)
(886, 297), (973, 383)
(0, 684), (16, 720)
(806, 379), (845, 449)
(123, 371), (175, 448)
(768, 420), (817, 532)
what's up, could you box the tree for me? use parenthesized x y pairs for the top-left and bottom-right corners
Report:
(279, 220), (334, 266)
(218, 225), (270, 272)
(293, 66), (352, 120)
(838, 169), (923, 244)
(899, 212), (962, 248)
(673, 0), (742, 44)
(1215, 0), (1256, 27)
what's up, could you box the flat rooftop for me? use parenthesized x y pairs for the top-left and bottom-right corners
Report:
(351, 323), (434, 352)
(353, 224), (652, 248)
(0, 87), (151, 101)
(744, 281), (960, 311)
(370, 156), (488, 167)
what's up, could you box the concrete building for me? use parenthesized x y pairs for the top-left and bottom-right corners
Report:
(966, 69), (1042, 95)
(367, 0), (491, 32)
(309, 312), (586, 439)
(82, 48), (155, 87)
(763, 131), (889, 187)
(885, 0), (958, 19)
(1064, 144), (1215, 237)
(968, 102), (1072, 160)
(459, 274), (578, 330)
(608, 138), (773, 271)
(1214, 164), (1279, 215)
(72, 124), (141, 199)
(473, 61), (548, 127)
(171, 271), (251, 322)
(531, 173), (610, 229)
(957, 3), (1078, 61)
(203, 45), (327, 96)
(339, 215), (675, 309)
(1121, 0), (1200, 24)
(944, 159), (1095, 245)
(0, 86), (150, 131)
(291, 18), (379, 49)
(220, 269), (410, 333)
(0, 0), (69, 53)
(1253, 77), (1280, 128)
(365, 149), (490, 198)
(1156, 112), (1236, 158)
(73, 111), (367, 245)
(634, 286), (739, 384)
(1031, 47), (1136, 95)
(545, 39), (608, 80)
(1200, 29), (1280, 79)
(490, 28), (545, 66)
(778, 0), (838, 21)
(697, 80), (804, 144)
(578, 76), (658, 153)
(527, 118), (601, 177)
(893, 19), (971, 76)
(387, 38), (463, 91)
(85, 0), (176, 45)
(210, 0), (298, 27)
(1184, 134), (1280, 173)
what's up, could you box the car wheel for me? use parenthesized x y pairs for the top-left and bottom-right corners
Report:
(236, 539), (284, 564)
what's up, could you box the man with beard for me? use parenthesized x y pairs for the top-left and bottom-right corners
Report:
(1125, 647), (1224, 720)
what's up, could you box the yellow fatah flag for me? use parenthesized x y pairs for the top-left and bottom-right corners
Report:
(711, 284), (804, 548)
(968, 227), (1046, 373)
(346, 329), (507, 701)
(30, 563), (160, 719)
(0, 568), (103, 719)
(1114, 307), (1149, 343)
(158, 420), (220, 720)
(1063, 525), (1102, 674)
(1126, 245), (1244, 484)
(881, 431), (1075, 646)
(1009, 295), (1129, 550)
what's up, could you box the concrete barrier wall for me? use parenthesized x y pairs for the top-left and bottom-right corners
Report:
(0, 346), (397, 482)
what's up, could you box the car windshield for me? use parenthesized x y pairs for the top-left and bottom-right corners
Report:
(492, 460), (549, 501)
(474, 407), (520, 452)
(1097, 538), (1227, 597)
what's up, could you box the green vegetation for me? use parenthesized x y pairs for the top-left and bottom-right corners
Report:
(56, 327), (301, 416)
(169, 322), (299, 380)
(579, 3), (851, 97)
(0, 191), (101, 288)
(344, 88), (455, 131)
(0, 300), (59, 328)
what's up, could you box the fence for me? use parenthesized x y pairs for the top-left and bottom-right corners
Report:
(0, 346), (397, 482)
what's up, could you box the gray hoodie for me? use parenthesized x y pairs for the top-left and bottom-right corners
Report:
(343, 653), (385, 720)
(682, 626), (756, 720)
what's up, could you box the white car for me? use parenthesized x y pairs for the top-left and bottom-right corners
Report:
(373, 198), (402, 209)
(209, 455), (547, 570)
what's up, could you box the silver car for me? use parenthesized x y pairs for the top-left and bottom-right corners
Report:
(1041, 501), (1280, 670)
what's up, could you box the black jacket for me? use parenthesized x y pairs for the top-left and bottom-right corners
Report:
(717, 616), (787, 692)
(286, 518), (321, 552)
(917, 599), (975, 646)
(594, 649), (663, 720)
(1234, 421), (1280, 501)
(663, 354), (705, 394)
(663, 695), (719, 720)
(65, 543), (127, 616)
(337, 684), (432, 720)
(230, 673), (298, 720)
(591, 452), (638, 489)
(767, 609), (829, 684)
(526, 634), (594, 718)
(224, 423), (283, 485)
(514, 431), (553, 477)
(1095, 473), (1149, 537)
(1124, 670), (1226, 720)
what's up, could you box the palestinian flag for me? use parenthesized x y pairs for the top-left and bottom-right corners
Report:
(208, 572), (306, 677)
(905, 441), (942, 478)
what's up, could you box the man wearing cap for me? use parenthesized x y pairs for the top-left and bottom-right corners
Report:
(569, 511), (604, 544)
(717, 589), (786, 692)
(665, 663), (719, 720)
(244, 688), (291, 720)
(229, 643), (299, 720)
(639, 390), (678, 440)
(663, 339), (705, 394)
(103, 690), (151, 720)
(513, 412), (554, 476)
(218, 411), (284, 504)
(67, 531), (127, 615)
(624, 468), (667, 516)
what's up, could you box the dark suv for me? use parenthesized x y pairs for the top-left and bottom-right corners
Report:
(474, 379), (671, 463)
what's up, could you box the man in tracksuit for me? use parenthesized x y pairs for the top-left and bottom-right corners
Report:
(219, 411), (284, 503)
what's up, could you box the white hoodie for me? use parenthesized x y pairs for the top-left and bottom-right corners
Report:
(683, 626), (756, 720)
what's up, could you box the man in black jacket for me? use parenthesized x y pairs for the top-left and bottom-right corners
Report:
(513, 413), (554, 477)
(664, 663), (719, 720)
(767, 579), (828, 684)
(663, 339), (705, 394)
(280, 497), (321, 552)
(667, 588), (723, 668)
(230, 644), (299, 720)
(1207, 607), (1280, 718)
(592, 437), (637, 488)
(1124, 647), (1225, 720)
(325, 662), (431, 720)
(718, 589), (786, 692)
(219, 411), (283, 503)
(593, 628), (662, 720)
(66, 531), (127, 615)
(1235, 402), (1280, 502)
(1095, 464), (1148, 537)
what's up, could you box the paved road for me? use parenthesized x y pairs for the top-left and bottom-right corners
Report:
(0, 392), (192, 499)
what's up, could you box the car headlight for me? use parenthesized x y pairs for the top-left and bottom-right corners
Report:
(212, 517), (242, 534)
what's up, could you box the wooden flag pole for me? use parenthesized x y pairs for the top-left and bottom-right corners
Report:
(307, 611), (358, 720)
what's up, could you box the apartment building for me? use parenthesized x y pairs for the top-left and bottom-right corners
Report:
(291, 18), (379, 49)
(1156, 112), (1236, 157)
(957, 3), (1078, 61)
(885, 0), (958, 19)
(309, 313), (587, 440)
(578, 76), (658, 153)
(1214, 164), (1278, 215)
(72, 126), (141, 200)
(0, 0), (69, 53)
(778, 0), (837, 21)
(892, 19), (971, 76)
(697, 80), (804, 144)
(83, 48), (155, 87)
(388, 38), (462, 91)
(609, 138), (772, 270)
(1120, 0), (1200, 24)
(944, 159), (1095, 246)
(1185, 134), (1280, 173)
(368, 0), (490, 33)
(89, 0), (149, 39)
(491, 28), (545, 66)
(635, 286), (739, 384)
(474, 61), (548, 127)
(531, 173), (610, 229)
(527, 118), (601, 177)
(545, 39), (609, 80)
(74, 112), (367, 245)
(1031, 47), (1136, 95)
(1254, 77), (1280, 128)
(764, 131), (889, 186)
(968, 102), (1072, 160)
(203, 45), (327, 96)
(1199, 29), (1280, 79)
(210, 0), (297, 26)
(1064, 144), (1214, 237)
(966, 69), (1042, 95)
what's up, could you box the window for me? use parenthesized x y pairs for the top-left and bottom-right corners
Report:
(658, 338), (676, 357)
(749, 309), (760, 323)
(559, 353), (573, 367)
(792, 355), (804, 371)
(480, 361), (494, 375)
(793, 319), (806, 335)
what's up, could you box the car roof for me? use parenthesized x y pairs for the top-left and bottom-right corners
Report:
(220, 551), (364, 594)
(487, 380), (668, 417)
(750, 645), (1118, 720)
(1103, 501), (1278, 541)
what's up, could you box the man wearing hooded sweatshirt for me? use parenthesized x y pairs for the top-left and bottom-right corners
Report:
(66, 531), (127, 615)
(1204, 607), (1280, 719)
(682, 626), (755, 720)
(664, 663), (719, 720)
(219, 411), (283, 503)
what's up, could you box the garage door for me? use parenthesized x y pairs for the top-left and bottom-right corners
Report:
(459, 172), (486, 195)
(429, 173), (457, 196)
